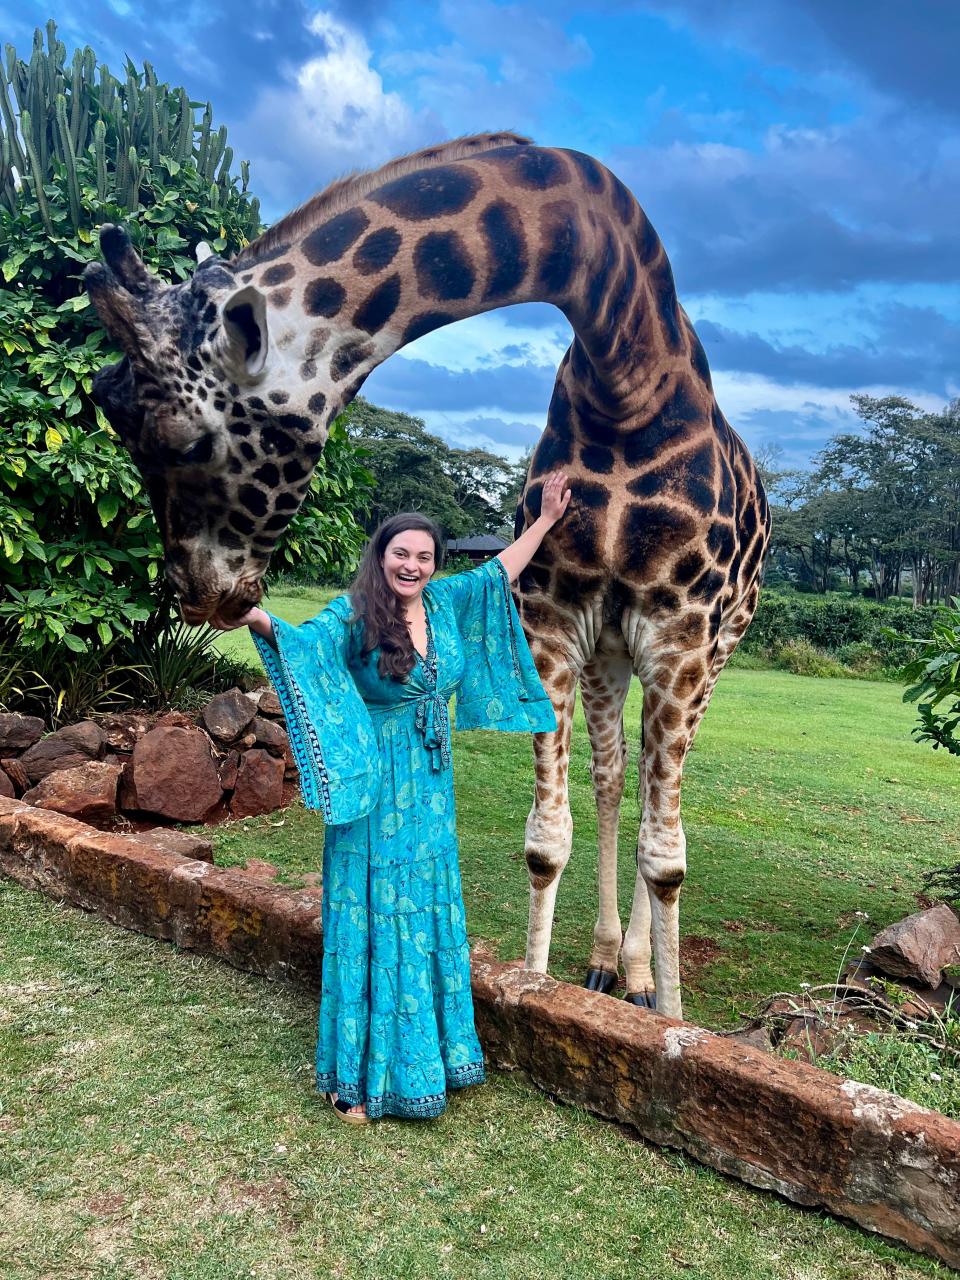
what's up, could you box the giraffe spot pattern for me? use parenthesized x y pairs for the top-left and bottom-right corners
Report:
(239, 485), (268, 517)
(580, 444), (614, 473)
(401, 310), (457, 346)
(497, 146), (568, 190)
(566, 149), (605, 191)
(414, 230), (475, 301)
(353, 273), (402, 333)
(302, 208), (370, 266)
(369, 165), (481, 221)
(262, 262), (295, 287)
(353, 226), (402, 275)
(331, 340), (373, 382)
(537, 200), (580, 295)
(304, 277), (346, 318)
(480, 200), (528, 301)
(619, 503), (697, 578)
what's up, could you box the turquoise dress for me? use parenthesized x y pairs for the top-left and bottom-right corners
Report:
(252, 557), (556, 1119)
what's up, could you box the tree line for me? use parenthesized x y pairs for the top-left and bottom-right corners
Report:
(344, 398), (528, 541)
(763, 395), (960, 606)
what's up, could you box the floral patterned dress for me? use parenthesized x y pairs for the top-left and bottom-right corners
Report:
(252, 557), (556, 1119)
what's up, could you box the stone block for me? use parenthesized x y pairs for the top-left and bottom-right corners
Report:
(230, 749), (284, 818)
(19, 720), (106, 783)
(870, 906), (960, 988)
(0, 713), (45, 754)
(201, 690), (258, 744)
(130, 725), (223, 823)
(22, 761), (120, 821)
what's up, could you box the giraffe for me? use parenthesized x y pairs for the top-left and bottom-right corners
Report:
(85, 133), (770, 1019)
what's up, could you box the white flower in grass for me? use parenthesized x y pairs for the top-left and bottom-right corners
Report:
(931, 1072), (943, 1082)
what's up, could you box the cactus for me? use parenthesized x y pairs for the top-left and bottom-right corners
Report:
(93, 118), (107, 201)
(54, 92), (81, 226)
(0, 21), (260, 239)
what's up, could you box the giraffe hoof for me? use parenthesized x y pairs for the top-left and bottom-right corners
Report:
(624, 989), (657, 1010)
(583, 967), (618, 995)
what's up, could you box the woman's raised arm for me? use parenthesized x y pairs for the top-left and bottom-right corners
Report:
(496, 470), (571, 584)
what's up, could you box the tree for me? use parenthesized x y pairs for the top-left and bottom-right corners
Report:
(344, 397), (516, 538)
(0, 22), (371, 657)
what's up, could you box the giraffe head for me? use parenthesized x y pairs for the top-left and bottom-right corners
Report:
(85, 225), (331, 624)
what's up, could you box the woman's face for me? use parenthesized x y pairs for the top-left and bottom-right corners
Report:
(381, 529), (436, 602)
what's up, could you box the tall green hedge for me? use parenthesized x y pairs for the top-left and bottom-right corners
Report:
(743, 593), (942, 669)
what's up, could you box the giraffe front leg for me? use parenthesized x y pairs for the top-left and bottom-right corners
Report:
(524, 665), (577, 973)
(628, 662), (708, 1020)
(581, 654), (632, 995)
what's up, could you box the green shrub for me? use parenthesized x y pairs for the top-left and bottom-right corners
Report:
(893, 599), (960, 754)
(773, 638), (849, 679)
(742, 590), (943, 677)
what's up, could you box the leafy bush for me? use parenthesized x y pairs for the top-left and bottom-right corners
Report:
(772, 639), (849, 679)
(893, 600), (960, 754)
(742, 590), (942, 676)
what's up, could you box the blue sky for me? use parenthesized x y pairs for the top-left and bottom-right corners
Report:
(10, 0), (958, 466)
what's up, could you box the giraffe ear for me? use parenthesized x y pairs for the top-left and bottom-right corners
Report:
(219, 284), (269, 381)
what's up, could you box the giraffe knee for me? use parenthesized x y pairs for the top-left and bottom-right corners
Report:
(644, 868), (684, 905)
(524, 807), (572, 890)
(525, 849), (566, 890)
(637, 828), (686, 903)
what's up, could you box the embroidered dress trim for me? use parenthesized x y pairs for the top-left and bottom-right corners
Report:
(316, 1061), (486, 1120)
(491, 557), (524, 684)
(252, 626), (333, 820)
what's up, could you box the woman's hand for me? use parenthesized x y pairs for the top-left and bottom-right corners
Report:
(208, 606), (266, 633)
(496, 470), (573, 584)
(540, 470), (572, 525)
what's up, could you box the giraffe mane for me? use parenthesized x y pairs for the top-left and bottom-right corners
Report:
(233, 132), (533, 267)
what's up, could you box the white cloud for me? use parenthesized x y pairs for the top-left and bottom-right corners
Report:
(234, 10), (438, 215)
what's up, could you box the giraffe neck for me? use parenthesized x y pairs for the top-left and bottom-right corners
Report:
(236, 146), (702, 434)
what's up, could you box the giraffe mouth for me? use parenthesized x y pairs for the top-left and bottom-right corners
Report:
(178, 581), (262, 627)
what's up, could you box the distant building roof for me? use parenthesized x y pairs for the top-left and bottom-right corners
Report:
(446, 534), (509, 552)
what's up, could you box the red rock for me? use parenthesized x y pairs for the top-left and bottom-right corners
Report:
(128, 828), (214, 862)
(256, 688), (283, 720)
(230, 749), (284, 818)
(869, 905), (960, 988)
(130, 725), (223, 823)
(0, 770), (13, 799)
(0, 713), (45, 754)
(22, 761), (120, 821)
(250, 716), (289, 755)
(218, 750), (240, 791)
(95, 711), (154, 752)
(1, 759), (29, 796)
(201, 690), (257, 744)
(154, 711), (196, 732)
(19, 721), (106, 783)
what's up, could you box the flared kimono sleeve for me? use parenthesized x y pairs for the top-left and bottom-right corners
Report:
(250, 596), (381, 825)
(426, 557), (557, 735)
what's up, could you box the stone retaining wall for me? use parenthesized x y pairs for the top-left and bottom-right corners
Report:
(1, 794), (958, 1268)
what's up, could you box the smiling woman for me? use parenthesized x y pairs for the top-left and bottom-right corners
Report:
(209, 477), (569, 1122)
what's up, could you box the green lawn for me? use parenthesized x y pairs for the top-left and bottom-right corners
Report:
(0, 880), (948, 1279)
(1, 592), (956, 1277)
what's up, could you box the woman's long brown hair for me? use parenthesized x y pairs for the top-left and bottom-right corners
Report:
(349, 513), (445, 680)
